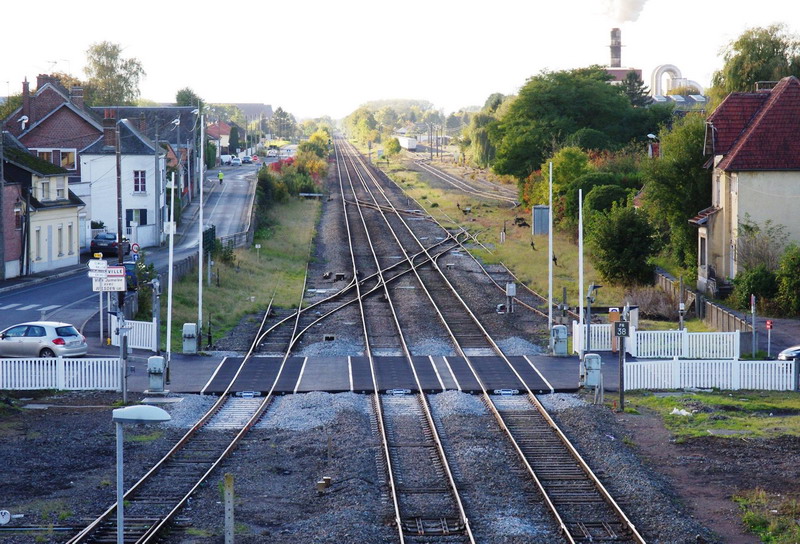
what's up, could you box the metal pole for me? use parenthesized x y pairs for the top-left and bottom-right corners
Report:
(116, 421), (124, 544)
(618, 334), (625, 412)
(578, 189), (584, 357)
(115, 123), (125, 312)
(548, 162), (553, 337)
(198, 114), (205, 333)
(120, 328), (128, 405)
(154, 124), (161, 246)
(751, 294), (756, 358)
(99, 286), (104, 342)
(166, 173), (176, 379)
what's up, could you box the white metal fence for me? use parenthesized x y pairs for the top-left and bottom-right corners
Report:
(625, 359), (797, 391)
(572, 322), (740, 359)
(110, 315), (158, 352)
(0, 357), (119, 390)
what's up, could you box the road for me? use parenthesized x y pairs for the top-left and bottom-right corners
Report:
(0, 161), (262, 337)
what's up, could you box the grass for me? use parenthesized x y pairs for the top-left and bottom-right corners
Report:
(379, 156), (621, 309)
(624, 390), (800, 441)
(637, 318), (713, 332)
(733, 488), (800, 543)
(163, 197), (320, 352)
(127, 430), (164, 443)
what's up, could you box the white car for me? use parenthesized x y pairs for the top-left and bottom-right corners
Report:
(777, 345), (800, 361)
(230, 157), (242, 166)
(0, 321), (88, 358)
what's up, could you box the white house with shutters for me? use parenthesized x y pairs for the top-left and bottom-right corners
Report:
(80, 116), (166, 248)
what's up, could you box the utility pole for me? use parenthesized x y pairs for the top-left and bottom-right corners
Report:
(0, 126), (5, 281)
(115, 122), (125, 312)
(154, 124), (161, 246)
(198, 114), (205, 337)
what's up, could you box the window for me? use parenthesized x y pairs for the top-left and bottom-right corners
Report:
(699, 236), (707, 267)
(126, 208), (148, 227)
(133, 170), (146, 193)
(35, 228), (41, 260)
(57, 225), (63, 256)
(39, 181), (50, 200)
(14, 206), (23, 230)
(68, 223), (74, 255)
(32, 148), (77, 170)
(56, 179), (66, 199)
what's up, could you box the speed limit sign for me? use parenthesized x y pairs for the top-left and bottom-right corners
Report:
(131, 243), (140, 254)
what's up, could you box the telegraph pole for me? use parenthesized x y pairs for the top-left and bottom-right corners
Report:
(115, 122), (125, 312)
(154, 124), (161, 246)
(0, 126), (5, 281)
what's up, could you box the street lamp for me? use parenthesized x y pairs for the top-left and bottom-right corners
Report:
(585, 283), (602, 356)
(647, 133), (660, 158)
(112, 405), (171, 544)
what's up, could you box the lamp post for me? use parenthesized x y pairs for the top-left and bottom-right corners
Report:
(585, 283), (602, 356)
(112, 405), (171, 544)
(647, 133), (660, 158)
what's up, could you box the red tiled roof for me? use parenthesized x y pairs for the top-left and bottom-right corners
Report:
(713, 76), (800, 171)
(707, 93), (767, 155)
(688, 206), (720, 225)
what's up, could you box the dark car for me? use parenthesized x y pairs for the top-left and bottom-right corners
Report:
(777, 345), (800, 361)
(90, 233), (130, 256)
(241, 156), (252, 164)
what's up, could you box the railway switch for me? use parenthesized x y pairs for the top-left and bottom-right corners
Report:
(551, 325), (568, 356)
(580, 353), (603, 388)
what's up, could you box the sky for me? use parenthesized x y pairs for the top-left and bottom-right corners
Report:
(3, 0), (799, 120)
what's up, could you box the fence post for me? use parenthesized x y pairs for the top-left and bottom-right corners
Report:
(681, 329), (690, 358)
(56, 356), (65, 390)
(732, 359), (742, 390)
(672, 357), (681, 389)
(793, 359), (799, 392)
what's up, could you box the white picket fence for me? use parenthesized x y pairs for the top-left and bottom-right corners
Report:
(625, 359), (797, 391)
(572, 322), (740, 359)
(0, 357), (119, 390)
(110, 315), (158, 352)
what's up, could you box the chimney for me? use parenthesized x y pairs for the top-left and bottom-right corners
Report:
(70, 86), (84, 109)
(22, 78), (30, 124)
(103, 109), (116, 149)
(610, 28), (622, 68)
(36, 74), (55, 89)
(138, 112), (147, 133)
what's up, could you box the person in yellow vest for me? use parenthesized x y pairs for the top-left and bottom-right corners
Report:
(218, 171), (224, 184)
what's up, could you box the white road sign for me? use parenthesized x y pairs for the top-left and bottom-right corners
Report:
(106, 266), (125, 277)
(92, 277), (126, 292)
(88, 270), (108, 279)
(88, 259), (107, 270)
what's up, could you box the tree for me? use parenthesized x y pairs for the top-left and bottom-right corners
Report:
(483, 93), (505, 113)
(584, 184), (630, 214)
(490, 67), (640, 180)
(710, 24), (800, 104)
(83, 41), (145, 105)
(641, 114), (709, 269)
(384, 137), (401, 157)
(621, 71), (652, 107)
(736, 216), (789, 272)
(229, 126), (240, 153)
(588, 204), (656, 286)
(176, 87), (203, 108)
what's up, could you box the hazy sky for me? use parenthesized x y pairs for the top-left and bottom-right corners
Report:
(3, 0), (798, 119)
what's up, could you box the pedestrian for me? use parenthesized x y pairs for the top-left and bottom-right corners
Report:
(552, 253), (558, 266)
(218, 171), (224, 184)
(530, 241), (536, 251)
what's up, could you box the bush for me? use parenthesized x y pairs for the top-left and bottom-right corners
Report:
(625, 287), (681, 320)
(730, 264), (777, 311)
(587, 203), (656, 286)
(584, 184), (630, 214)
(776, 244), (800, 317)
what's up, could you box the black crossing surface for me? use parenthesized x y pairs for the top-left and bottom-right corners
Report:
(468, 356), (525, 392)
(198, 354), (582, 395)
(374, 356), (416, 392)
(350, 356), (374, 392)
(444, 356), (483, 392)
(295, 357), (351, 393)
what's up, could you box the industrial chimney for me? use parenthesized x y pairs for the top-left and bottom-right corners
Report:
(610, 28), (622, 68)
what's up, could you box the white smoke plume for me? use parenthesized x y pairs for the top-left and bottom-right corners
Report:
(605, 0), (649, 22)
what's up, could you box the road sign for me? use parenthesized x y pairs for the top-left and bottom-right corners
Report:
(766, 319), (773, 330)
(88, 259), (107, 270)
(106, 266), (125, 277)
(132, 252), (140, 262)
(614, 321), (630, 337)
(92, 277), (126, 292)
(131, 243), (140, 254)
(88, 270), (108, 279)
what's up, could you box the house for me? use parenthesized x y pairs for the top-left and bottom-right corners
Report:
(691, 76), (800, 295)
(80, 113), (166, 248)
(2, 75), (104, 249)
(1, 131), (84, 277)
(207, 120), (232, 160)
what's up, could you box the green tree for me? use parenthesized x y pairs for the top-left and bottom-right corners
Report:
(490, 67), (637, 180)
(384, 137), (401, 157)
(621, 71), (652, 107)
(730, 264), (777, 311)
(710, 24), (800, 105)
(229, 126), (240, 153)
(463, 112), (497, 168)
(588, 204), (656, 286)
(776, 244), (800, 316)
(176, 87), (203, 108)
(483, 93), (506, 113)
(83, 41), (145, 106)
(584, 184), (630, 214)
(641, 114), (709, 269)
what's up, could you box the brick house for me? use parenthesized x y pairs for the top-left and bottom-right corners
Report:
(2, 75), (103, 249)
(1, 132), (84, 277)
(691, 76), (800, 295)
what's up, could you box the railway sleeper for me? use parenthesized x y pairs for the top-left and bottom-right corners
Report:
(567, 520), (625, 541)
(402, 517), (465, 536)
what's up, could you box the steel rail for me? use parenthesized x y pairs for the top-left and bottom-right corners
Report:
(345, 138), (646, 544)
(338, 139), (475, 542)
(414, 159), (519, 206)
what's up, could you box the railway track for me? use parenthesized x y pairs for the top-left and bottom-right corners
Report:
(338, 136), (646, 543)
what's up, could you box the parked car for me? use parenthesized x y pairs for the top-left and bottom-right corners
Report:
(777, 344), (800, 361)
(252, 155), (260, 162)
(0, 321), (88, 358)
(267, 149), (278, 157)
(231, 157), (242, 166)
(90, 233), (130, 256)
(220, 154), (233, 165)
(241, 156), (252, 164)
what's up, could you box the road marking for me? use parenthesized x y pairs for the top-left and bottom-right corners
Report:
(37, 305), (61, 312)
(0, 303), (21, 310)
(16, 304), (39, 311)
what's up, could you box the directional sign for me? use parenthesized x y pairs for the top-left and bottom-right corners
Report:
(88, 259), (107, 270)
(614, 321), (630, 337)
(88, 270), (108, 279)
(106, 266), (125, 277)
